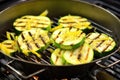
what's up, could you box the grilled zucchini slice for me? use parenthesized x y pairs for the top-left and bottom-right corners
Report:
(63, 43), (94, 65)
(17, 28), (50, 56)
(58, 15), (92, 30)
(0, 40), (18, 56)
(13, 15), (51, 31)
(51, 28), (86, 49)
(51, 48), (65, 65)
(85, 32), (116, 57)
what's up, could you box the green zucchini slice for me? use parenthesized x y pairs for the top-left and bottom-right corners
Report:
(17, 28), (50, 56)
(0, 40), (18, 56)
(13, 15), (51, 31)
(51, 28), (86, 49)
(85, 32), (116, 57)
(51, 48), (65, 65)
(58, 15), (92, 30)
(63, 43), (94, 65)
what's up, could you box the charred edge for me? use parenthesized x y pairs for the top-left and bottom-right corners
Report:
(89, 34), (101, 44)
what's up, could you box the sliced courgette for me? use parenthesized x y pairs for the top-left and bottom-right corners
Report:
(58, 15), (92, 30)
(63, 43), (94, 65)
(13, 15), (51, 31)
(17, 28), (50, 56)
(85, 32), (116, 57)
(51, 48), (65, 65)
(51, 28), (86, 49)
(0, 40), (18, 56)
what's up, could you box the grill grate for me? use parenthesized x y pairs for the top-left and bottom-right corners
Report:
(0, 17), (119, 66)
(104, 52), (120, 79)
(0, 17), (116, 67)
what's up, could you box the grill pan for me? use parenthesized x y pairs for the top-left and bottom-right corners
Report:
(0, 0), (120, 79)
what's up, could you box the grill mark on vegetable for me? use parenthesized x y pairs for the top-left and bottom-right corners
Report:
(39, 35), (46, 45)
(17, 41), (20, 48)
(28, 32), (35, 41)
(28, 31), (41, 48)
(26, 41), (32, 50)
(77, 46), (83, 60)
(6, 46), (14, 49)
(86, 33), (91, 38)
(102, 41), (114, 52)
(37, 22), (48, 25)
(55, 50), (61, 63)
(59, 41), (64, 44)
(70, 51), (75, 58)
(21, 33), (32, 50)
(54, 31), (61, 40)
(78, 32), (84, 38)
(55, 56), (59, 63)
(10, 35), (14, 40)
(35, 43), (40, 48)
(3, 43), (12, 45)
(60, 22), (76, 24)
(60, 18), (88, 24)
(77, 54), (81, 60)
(59, 28), (77, 44)
(85, 48), (90, 60)
(21, 33), (25, 40)
(96, 40), (105, 48)
(77, 28), (80, 31)
(89, 34), (101, 44)
(69, 27), (73, 30)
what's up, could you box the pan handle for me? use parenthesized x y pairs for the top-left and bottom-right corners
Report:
(0, 59), (47, 79)
(96, 47), (120, 68)
(96, 59), (120, 68)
